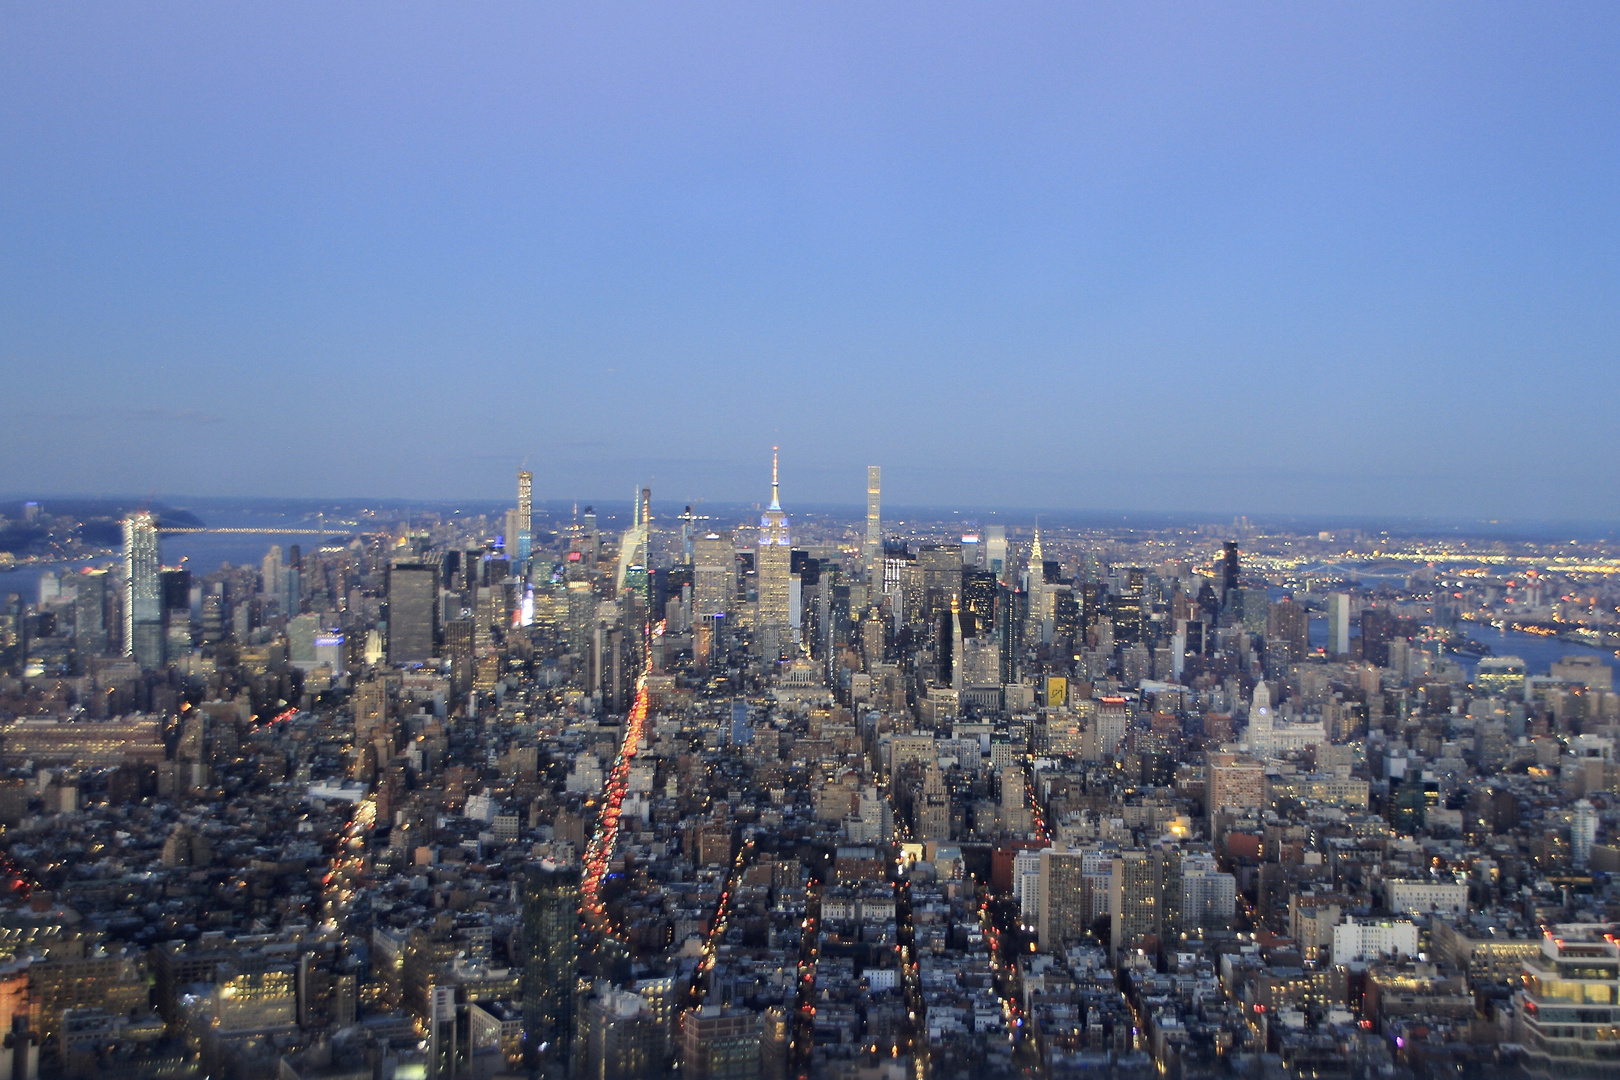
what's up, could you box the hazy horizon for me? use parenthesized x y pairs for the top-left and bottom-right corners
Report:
(7, 491), (1620, 543)
(6, 4), (1619, 518)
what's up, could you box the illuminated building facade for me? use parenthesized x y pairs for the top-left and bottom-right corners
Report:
(516, 469), (533, 566)
(755, 450), (790, 658)
(122, 512), (163, 669)
(865, 464), (881, 562)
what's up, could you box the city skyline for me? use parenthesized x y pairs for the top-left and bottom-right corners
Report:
(4, 445), (1620, 1078)
(4, 7), (1620, 1073)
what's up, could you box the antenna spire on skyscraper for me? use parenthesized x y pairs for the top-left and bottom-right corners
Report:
(769, 447), (781, 511)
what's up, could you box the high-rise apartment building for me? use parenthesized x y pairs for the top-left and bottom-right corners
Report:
(1360, 606), (1394, 667)
(1178, 855), (1237, 933)
(353, 680), (390, 754)
(1207, 755), (1265, 815)
(521, 862), (580, 1067)
(387, 562), (438, 666)
(865, 465), (881, 556)
(1267, 597), (1309, 662)
(262, 545), (283, 603)
(445, 619), (475, 697)
(1574, 799), (1598, 868)
(1327, 593), (1352, 656)
(567, 581), (597, 658)
(1111, 849), (1160, 957)
(1037, 848), (1091, 950)
(122, 512), (163, 669)
(259, 542), (302, 615)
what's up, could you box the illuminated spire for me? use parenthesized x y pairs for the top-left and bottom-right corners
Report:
(1030, 518), (1043, 567)
(769, 447), (781, 511)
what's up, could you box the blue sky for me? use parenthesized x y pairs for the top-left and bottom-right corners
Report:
(3, 3), (1618, 519)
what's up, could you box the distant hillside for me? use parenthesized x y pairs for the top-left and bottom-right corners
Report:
(0, 501), (205, 555)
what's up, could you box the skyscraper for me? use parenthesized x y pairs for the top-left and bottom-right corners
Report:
(1025, 524), (1053, 643)
(1267, 597), (1309, 663)
(1110, 568), (1146, 645)
(692, 534), (733, 620)
(1360, 606), (1394, 667)
(755, 450), (790, 658)
(74, 569), (108, 656)
(996, 583), (1019, 686)
(730, 698), (752, 746)
(1327, 592), (1352, 656)
(1236, 587), (1269, 636)
(445, 619), (475, 698)
(515, 469), (533, 568)
(985, 525), (1007, 581)
(161, 567), (192, 658)
(1574, 799), (1598, 868)
(262, 545), (283, 605)
(521, 861), (580, 1068)
(865, 465), (881, 558)
(122, 512), (163, 669)
(915, 763), (951, 840)
(428, 985), (458, 1080)
(387, 562), (438, 666)
(615, 486), (652, 592)
(1220, 541), (1241, 605)
(960, 570), (997, 638)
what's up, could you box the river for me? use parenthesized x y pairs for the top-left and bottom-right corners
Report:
(0, 510), (346, 602)
(1450, 621), (1619, 682)
(1308, 615), (1617, 682)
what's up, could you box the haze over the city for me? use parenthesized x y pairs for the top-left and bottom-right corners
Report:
(4, 3), (1620, 519)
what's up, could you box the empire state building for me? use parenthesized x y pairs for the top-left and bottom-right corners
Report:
(756, 448), (791, 658)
